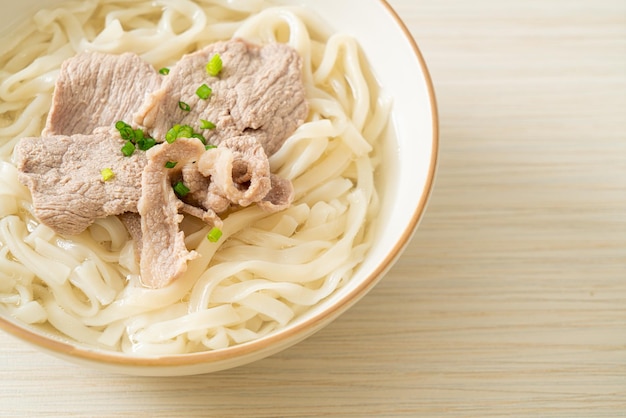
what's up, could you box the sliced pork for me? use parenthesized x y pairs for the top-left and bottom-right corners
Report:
(179, 162), (227, 226)
(258, 174), (295, 212)
(15, 130), (147, 235)
(43, 52), (162, 136)
(197, 135), (272, 207)
(135, 39), (308, 156)
(16, 39), (307, 289)
(137, 138), (205, 289)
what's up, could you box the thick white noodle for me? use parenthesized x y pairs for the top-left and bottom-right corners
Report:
(0, 0), (390, 355)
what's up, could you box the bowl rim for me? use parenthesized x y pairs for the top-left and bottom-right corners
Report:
(0, 0), (439, 371)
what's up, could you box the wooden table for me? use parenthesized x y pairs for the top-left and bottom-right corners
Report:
(2, 0), (625, 416)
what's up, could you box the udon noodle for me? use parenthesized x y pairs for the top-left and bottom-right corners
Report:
(0, 0), (390, 355)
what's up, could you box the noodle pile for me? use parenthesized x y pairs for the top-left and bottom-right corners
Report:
(0, 0), (390, 355)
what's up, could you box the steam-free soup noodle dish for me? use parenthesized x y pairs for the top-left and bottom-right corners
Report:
(0, 0), (391, 355)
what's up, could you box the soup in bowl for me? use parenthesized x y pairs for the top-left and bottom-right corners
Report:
(0, 0), (437, 376)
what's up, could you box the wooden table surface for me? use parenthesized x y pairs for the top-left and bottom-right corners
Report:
(2, 0), (625, 416)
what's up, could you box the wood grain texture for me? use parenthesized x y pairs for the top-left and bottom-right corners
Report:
(1, 0), (625, 416)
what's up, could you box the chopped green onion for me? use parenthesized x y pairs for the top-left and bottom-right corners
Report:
(115, 120), (151, 144)
(205, 53), (222, 77)
(100, 168), (115, 182)
(205, 144), (217, 150)
(206, 227), (222, 243)
(200, 119), (216, 130)
(137, 137), (157, 151)
(121, 141), (136, 157)
(178, 125), (194, 138)
(173, 181), (190, 197)
(191, 133), (207, 145)
(159, 67), (170, 75)
(166, 124), (193, 142)
(179, 101), (191, 112)
(165, 125), (180, 143)
(115, 120), (135, 141)
(115, 121), (128, 130)
(196, 84), (212, 100)
(164, 161), (177, 169)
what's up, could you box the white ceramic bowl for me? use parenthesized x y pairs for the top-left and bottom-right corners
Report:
(0, 0), (438, 376)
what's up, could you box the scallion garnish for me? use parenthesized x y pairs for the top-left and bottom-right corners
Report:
(165, 125), (180, 143)
(206, 53), (222, 77)
(205, 144), (217, 150)
(137, 137), (157, 151)
(121, 141), (136, 157)
(200, 119), (216, 130)
(115, 120), (135, 141)
(159, 67), (170, 75)
(178, 125), (194, 138)
(191, 133), (207, 145)
(166, 124), (197, 143)
(100, 168), (115, 182)
(173, 181), (190, 197)
(196, 84), (212, 100)
(115, 121), (154, 149)
(164, 161), (177, 169)
(206, 227), (223, 243)
(179, 101), (191, 112)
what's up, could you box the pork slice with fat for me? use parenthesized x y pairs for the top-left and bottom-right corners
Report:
(138, 137), (206, 289)
(258, 174), (295, 212)
(197, 135), (272, 208)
